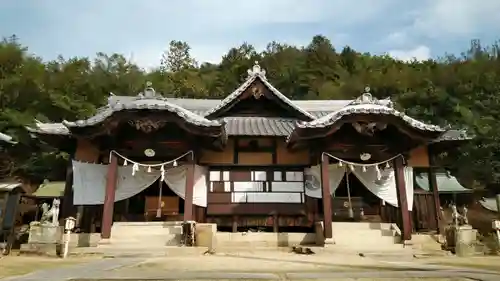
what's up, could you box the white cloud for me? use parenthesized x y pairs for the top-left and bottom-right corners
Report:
(389, 45), (431, 62)
(3, 0), (499, 68)
(410, 0), (500, 38)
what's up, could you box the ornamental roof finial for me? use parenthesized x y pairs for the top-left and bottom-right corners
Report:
(143, 81), (156, 98)
(247, 61), (266, 78)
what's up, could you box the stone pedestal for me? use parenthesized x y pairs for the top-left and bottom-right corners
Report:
(22, 222), (63, 256)
(28, 223), (62, 244)
(195, 223), (217, 250)
(446, 224), (478, 256)
(455, 225), (477, 257)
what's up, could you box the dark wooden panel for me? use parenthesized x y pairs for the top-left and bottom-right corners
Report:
(211, 182), (226, 193)
(144, 196), (179, 216)
(413, 193), (437, 232)
(230, 171), (251, 181)
(207, 203), (306, 215)
(207, 193), (231, 204)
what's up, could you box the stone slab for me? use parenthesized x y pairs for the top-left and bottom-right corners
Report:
(28, 224), (62, 244)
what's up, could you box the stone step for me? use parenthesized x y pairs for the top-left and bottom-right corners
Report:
(331, 222), (395, 231)
(332, 229), (397, 237)
(334, 238), (400, 245)
(111, 229), (182, 237)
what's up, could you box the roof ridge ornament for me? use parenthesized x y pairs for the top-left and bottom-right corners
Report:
(350, 86), (393, 107)
(247, 61), (266, 79)
(138, 81), (162, 99)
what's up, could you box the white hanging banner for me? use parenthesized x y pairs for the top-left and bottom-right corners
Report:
(72, 160), (208, 207)
(350, 166), (414, 211)
(162, 165), (208, 207)
(304, 165), (345, 198)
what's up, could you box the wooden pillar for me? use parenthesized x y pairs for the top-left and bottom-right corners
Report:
(183, 161), (195, 221)
(320, 153), (333, 239)
(61, 159), (74, 219)
(393, 156), (412, 241)
(428, 146), (443, 234)
(101, 154), (118, 239)
(232, 215), (238, 232)
(273, 213), (279, 232)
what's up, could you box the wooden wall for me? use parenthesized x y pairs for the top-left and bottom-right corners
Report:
(199, 137), (310, 166)
(407, 145), (430, 167)
(74, 139), (100, 162)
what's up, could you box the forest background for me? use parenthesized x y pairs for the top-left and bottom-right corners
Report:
(1, 34), (499, 192)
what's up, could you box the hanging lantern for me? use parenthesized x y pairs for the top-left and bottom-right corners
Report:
(349, 164), (354, 171)
(147, 166), (152, 173)
(132, 163), (139, 176)
(123, 159), (128, 166)
(362, 166), (367, 172)
(385, 162), (390, 169)
(173, 160), (178, 167)
(338, 161), (343, 167)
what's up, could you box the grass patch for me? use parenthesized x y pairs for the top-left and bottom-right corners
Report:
(0, 255), (98, 278)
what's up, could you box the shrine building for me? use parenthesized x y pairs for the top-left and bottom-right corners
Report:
(28, 62), (469, 243)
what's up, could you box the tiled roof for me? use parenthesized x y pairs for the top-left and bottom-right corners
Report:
(202, 62), (316, 120)
(223, 117), (295, 136)
(27, 121), (70, 135)
(0, 182), (22, 192)
(0, 132), (16, 144)
(295, 92), (444, 133)
(433, 129), (471, 143)
(27, 67), (459, 140)
(64, 93), (223, 129)
(415, 172), (472, 193)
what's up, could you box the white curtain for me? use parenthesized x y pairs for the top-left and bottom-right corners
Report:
(350, 166), (414, 211)
(304, 165), (346, 198)
(73, 161), (160, 205)
(163, 165), (207, 207)
(72, 160), (208, 207)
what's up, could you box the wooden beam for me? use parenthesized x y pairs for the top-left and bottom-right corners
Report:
(321, 153), (333, 239)
(393, 156), (412, 241)
(101, 154), (118, 239)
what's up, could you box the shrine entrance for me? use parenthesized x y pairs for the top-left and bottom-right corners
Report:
(114, 179), (184, 222)
(332, 172), (382, 222)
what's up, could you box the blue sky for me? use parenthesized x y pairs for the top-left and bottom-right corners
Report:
(1, 0), (499, 69)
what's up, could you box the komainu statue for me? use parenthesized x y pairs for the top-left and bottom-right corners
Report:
(40, 199), (60, 226)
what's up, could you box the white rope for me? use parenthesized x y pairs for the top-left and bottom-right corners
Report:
(109, 150), (194, 168)
(322, 152), (403, 167)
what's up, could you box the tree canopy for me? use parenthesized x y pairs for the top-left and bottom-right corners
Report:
(1, 35), (500, 189)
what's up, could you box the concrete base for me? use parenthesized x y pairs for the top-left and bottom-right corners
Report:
(20, 243), (62, 257)
(455, 225), (478, 257)
(28, 223), (62, 244)
(195, 223), (217, 250)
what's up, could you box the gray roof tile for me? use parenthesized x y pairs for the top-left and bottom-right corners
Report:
(64, 97), (222, 128)
(0, 132), (16, 144)
(296, 92), (444, 133)
(223, 117), (296, 136)
(433, 129), (471, 143)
